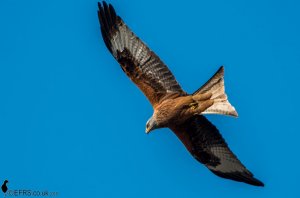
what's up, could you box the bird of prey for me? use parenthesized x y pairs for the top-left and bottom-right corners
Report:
(97, 1), (264, 186)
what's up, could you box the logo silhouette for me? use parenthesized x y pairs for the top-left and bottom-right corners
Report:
(1, 180), (8, 193)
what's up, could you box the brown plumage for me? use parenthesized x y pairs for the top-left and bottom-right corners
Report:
(98, 1), (264, 187)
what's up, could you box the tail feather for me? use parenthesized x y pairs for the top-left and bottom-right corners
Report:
(193, 66), (238, 117)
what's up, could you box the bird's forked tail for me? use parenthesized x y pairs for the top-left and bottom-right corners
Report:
(193, 66), (238, 117)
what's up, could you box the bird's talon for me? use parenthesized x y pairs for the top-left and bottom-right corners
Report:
(189, 102), (198, 110)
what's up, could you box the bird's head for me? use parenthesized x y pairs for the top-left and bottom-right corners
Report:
(4, 180), (8, 184)
(145, 116), (159, 134)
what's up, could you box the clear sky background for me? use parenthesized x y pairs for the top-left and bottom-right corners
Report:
(0, 0), (299, 197)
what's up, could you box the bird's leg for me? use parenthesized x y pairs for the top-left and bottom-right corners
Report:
(185, 93), (214, 115)
(195, 99), (214, 113)
(192, 92), (212, 101)
(186, 99), (214, 116)
(184, 100), (210, 116)
(189, 102), (198, 110)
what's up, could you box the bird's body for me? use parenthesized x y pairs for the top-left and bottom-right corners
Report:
(150, 93), (214, 128)
(97, 1), (264, 186)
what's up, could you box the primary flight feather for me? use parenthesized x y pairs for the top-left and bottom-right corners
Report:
(97, 1), (264, 187)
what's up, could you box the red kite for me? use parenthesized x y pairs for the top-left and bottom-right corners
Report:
(98, 1), (264, 186)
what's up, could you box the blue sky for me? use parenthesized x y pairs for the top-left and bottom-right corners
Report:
(0, 0), (299, 197)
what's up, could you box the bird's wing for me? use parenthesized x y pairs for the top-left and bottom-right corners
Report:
(98, 2), (185, 107)
(170, 115), (264, 186)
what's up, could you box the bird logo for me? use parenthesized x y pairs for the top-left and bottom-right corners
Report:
(1, 180), (8, 194)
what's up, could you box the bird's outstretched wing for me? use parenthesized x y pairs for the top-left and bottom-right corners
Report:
(170, 115), (264, 186)
(98, 2), (185, 106)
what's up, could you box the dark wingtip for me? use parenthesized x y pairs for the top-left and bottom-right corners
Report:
(102, 1), (108, 7)
(98, 2), (105, 10)
(98, 1), (109, 10)
(239, 171), (264, 187)
(211, 170), (264, 187)
(97, 1), (119, 54)
(217, 66), (224, 75)
(248, 177), (264, 187)
(97, 1), (118, 30)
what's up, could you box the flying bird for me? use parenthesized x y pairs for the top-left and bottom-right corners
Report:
(97, 1), (264, 187)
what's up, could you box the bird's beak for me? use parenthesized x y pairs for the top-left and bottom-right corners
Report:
(145, 117), (157, 134)
(145, 127), (151, 134)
